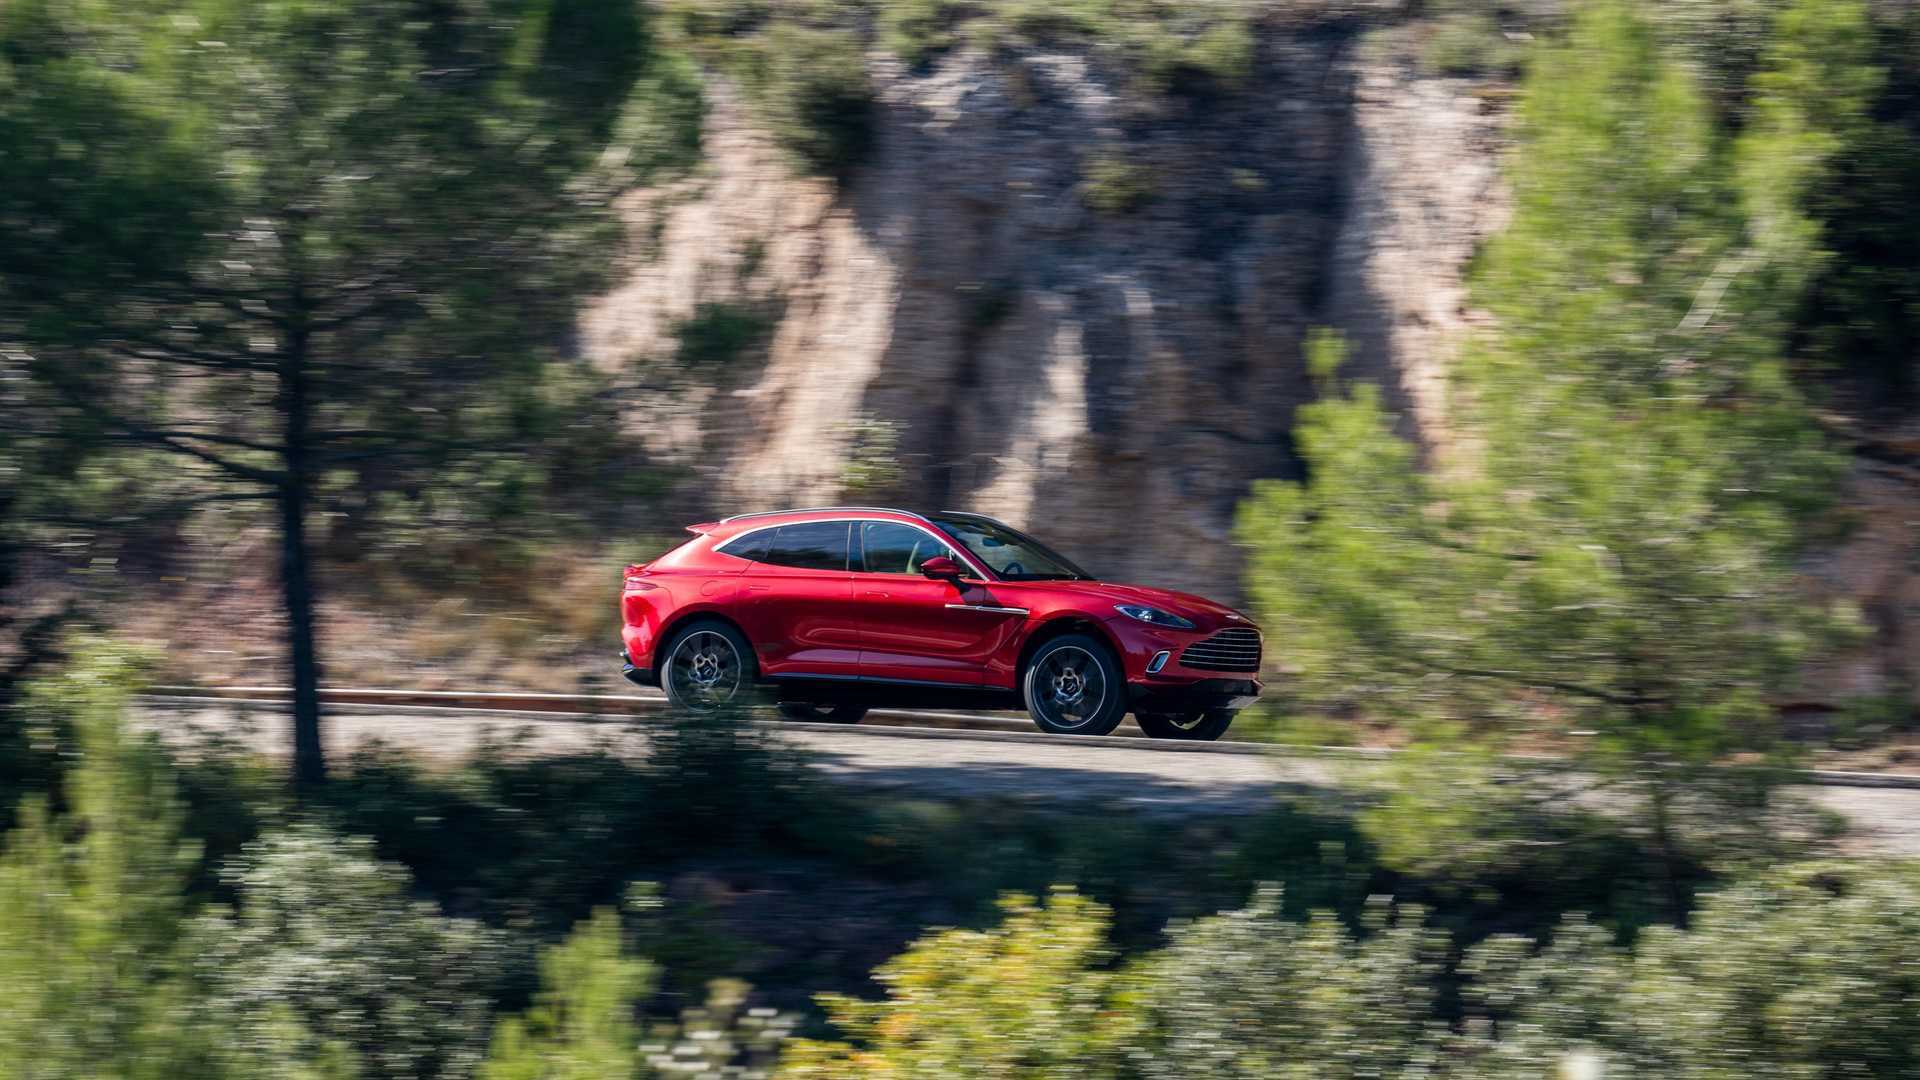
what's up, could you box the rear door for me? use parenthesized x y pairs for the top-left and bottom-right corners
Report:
(853, 521), (1014, 686)
(735, 520), (860, 678)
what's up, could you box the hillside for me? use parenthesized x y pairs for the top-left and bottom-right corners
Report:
(579, 7), (1917, 715)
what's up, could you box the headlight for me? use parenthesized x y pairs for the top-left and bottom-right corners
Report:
(1114, 604), (1195, 630)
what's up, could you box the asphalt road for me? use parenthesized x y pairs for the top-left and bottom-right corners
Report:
(134, 698), (1920, 858)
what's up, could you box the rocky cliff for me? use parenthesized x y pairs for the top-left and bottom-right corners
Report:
(579, 25), (1507, 598)
(578, 25), (1917, 710)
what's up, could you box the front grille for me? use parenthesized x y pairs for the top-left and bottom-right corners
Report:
(1179, 627), (1262, 672)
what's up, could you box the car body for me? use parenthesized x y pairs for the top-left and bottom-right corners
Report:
(618, 507), (1262, 739)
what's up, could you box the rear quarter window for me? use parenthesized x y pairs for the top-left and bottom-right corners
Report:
(714, 529), (772, 563)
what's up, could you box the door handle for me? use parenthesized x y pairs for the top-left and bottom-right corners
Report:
(747, 584), (771, 592)
(863, 590), (889, 599)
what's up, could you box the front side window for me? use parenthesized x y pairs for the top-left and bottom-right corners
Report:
(761, 521), (850, 571)
(859, 522), (959, 575)
(931, 516), (1092, 581)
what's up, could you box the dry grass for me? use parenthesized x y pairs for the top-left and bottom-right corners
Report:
(118, 537), (659, 694)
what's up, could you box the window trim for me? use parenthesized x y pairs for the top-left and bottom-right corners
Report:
(718, 517), (994, 579)
(744, 519), (854, 573)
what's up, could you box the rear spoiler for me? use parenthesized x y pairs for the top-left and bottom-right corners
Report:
(685, 521), (719, 535)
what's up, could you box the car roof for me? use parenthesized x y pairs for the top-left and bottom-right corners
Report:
(699, 506), (1017, 540)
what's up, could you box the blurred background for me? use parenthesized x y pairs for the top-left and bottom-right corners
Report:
(4, 0), (1920, 1076)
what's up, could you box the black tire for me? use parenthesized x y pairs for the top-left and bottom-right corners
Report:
(1134, 709), (1235, 741)
(1022, 634), (1128, 736)
(659, 619), (759, 710)
(777, 701), (868, 724)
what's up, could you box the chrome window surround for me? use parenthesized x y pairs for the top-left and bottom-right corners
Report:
(715, 517), (996, 581)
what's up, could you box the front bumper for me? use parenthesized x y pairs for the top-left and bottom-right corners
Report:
(1104, 615), (1263, 712)
(1127, 677), (1261, 714)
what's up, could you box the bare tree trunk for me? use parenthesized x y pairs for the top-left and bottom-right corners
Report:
(281, 266), (324, 788)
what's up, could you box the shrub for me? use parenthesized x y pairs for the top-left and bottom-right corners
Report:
(880, 0), (965, 67)
(756, 24), (876, 175)
(1460, 862), (1920, 1077)
(1081, 153), (1157, 214)
(484, 901), (792, 1079)
(192, 825), (510, 1080)
(1132, 887), (1447, 1079)
(0, 652), (215, 1079)
(482, 907), (653, 1080)
(781, 888), (1142, 1077)
(672, 300), (776, 370)
(1422, 11), (1523, 77)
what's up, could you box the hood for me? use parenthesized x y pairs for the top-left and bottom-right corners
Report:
(1046, 580), (1255, 629)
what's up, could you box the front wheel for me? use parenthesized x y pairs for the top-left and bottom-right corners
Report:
(1022, 635), (1127, 736)
(1134, 709), (1235, 741)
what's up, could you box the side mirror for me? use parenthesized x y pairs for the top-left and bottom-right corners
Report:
(919, 555), (964, 583)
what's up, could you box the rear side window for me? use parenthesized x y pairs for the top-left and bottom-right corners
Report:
(859, 522), (958, 574)
(761, 521), (850, 571)
(715, 529), (772, 563)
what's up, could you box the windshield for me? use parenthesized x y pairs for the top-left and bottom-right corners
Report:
(931, 516), (1093, 581)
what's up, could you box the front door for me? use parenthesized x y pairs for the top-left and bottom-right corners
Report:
(852, 521), (1018, 686)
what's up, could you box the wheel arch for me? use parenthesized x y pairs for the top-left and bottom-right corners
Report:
(650, 608), (754, 674)
(1014, 614), (1125, 685)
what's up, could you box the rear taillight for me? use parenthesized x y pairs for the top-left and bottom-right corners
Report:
(623, 564), (657, 591)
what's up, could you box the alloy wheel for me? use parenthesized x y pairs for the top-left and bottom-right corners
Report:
(666, 630), (742, 708)
(1029, 645), (1109, 731)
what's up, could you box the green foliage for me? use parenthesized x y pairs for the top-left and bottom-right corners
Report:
(1081, 153), (1158, 214)
(880, 0), (967, 68)
(482, 907), (654, 1080)
(483, 904), (792, 1079)
(1133, 887), (1446, 1080)
(782, 862), (1920, 1077)
(1792, 6), (1920, 404)
(0, 649), (213, 1079)
(1422, 11), (1524, 77)
(1460, 862), (1920, 1077)
(673, 301), (778, 370)
(839, 414), (905, 499)
(748, 23), (877, 176)
(976, 0), (1258, 91)
(193, 826), (509, 1080)
(781, 888), (1143, 1077)
(1238, 0), (1877, 867)
(662, 4), (874, 177)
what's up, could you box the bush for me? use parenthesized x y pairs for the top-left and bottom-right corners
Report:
(482, 906), (654, 1080)
(1460, 862), (1920, 1077)
(1081, 153), (1157, 214)
(483, 901), (791, 1079)
(1422, 11), (1524, 77)
(192, 826), (510, 1080)
(0, 652), (214, 1079)
(781, 888), (1142, 1077)
(672, 300), (776, 370)
(755, 24), (876, 176)
(1133, 887), (1447, 1079)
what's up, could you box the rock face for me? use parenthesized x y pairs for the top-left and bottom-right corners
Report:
(579, 32), (1504, 599)
(576, 29), (1914, 711)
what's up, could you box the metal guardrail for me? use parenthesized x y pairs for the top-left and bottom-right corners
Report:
(142, 685), (1920, 788)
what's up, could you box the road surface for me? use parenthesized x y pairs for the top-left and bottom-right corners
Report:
(134, 698), (1920, 857)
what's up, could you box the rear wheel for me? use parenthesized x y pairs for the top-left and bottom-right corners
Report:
(777, 701), (868, 724)
(1134, 709), (1235, 741)
(1022, 635), (1127, 736)
(660, 620), (757, 710)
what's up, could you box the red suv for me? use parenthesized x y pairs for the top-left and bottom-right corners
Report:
(619, 507), (1261, 740)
